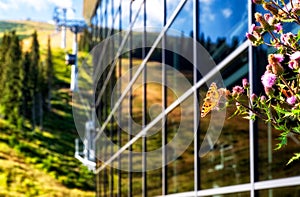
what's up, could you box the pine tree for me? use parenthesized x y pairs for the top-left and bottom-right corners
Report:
(43, 36), (53, 111)
(0, 33), (11, 99)
(21, 52), (31, 120)
(79, 28), (92, 52)
(29, 31), (40, 129)
(1, 31), (23, 127)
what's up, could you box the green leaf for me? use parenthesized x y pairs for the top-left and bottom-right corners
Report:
(296, 30), (300, 42)
(287, 153), (300, 165)
(243, 115), (256, 120)
(281, 18), (296, 23)
(228, 109), (240, 119)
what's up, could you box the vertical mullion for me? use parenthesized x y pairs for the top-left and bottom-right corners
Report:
(96, 5), (101, 196)
(248, 0), (259, 196)
(103, 1), (109, 194)
(142, 0), (147, 197)
(110, 1), (115, 196)
(128, 2), (133, 197)
(117, 1), (122, 196)
(99, 3), (102, 40)
(193, 0), (200, 195)
(162, 0), (168, 195)
(105, 0), (108, 38)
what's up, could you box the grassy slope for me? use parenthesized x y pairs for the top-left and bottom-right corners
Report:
(0, 20), (95, 196)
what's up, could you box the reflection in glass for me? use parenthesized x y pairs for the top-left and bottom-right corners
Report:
(200, 50), (250, 189)
(258, 185), (300, 197)
(258, 119), (300, 181)
(167, 100), (195, 194)
(198, 0), (248, 64)
(164, 1), (195, 193)
(200, 110), (250, 189)
(207, 191), (250, 197)
(147, 0), (163, 27)
(166, 0), (181, 21)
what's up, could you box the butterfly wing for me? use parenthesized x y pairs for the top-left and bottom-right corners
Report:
(201, 83), (220, 118)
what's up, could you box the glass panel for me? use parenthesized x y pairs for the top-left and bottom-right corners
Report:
(146, 0), (163, 27)
(167, 95), (195, 193)
(166, 0), (193, 105)
(121, 0), (130, 30)
(200, 51), (250, 189)
(165, 2), (194, 193)
(200, 111), (250, 189)
(258, 118), (300, 180)
(106, 0), (113, 31)
(206, 191), (250, 197)
(168, 0), (193, 36)
(131, 0), (145, 31)
(147, 169), (162, 196)
(258, 185), (300, 197)
(198, 0), (248, 64)
(112, 2), (121, 34)
(166, 0), (181, 22)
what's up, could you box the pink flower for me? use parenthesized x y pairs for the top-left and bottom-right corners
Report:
(274, 23), (282, 33)
(287, 96), (297, 105)
(273, 54), (284, 62)
(280, 32), (294, 45)
(232, 86), (244, 96)
(264, 13), (271, 22)
(261, 72), (277, 88)
(290, 51), (300, 60)
(288, 60), (299, 70)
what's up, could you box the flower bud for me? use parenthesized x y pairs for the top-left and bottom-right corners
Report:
(252, 0), (263, 4)
(268, 54), (284, 75)
(260, 95), (267, 102)
(242, 78), (249, 88)
(251, 93), (258, 101)
(271, 63), (284, 75)
(264, 86), (274, 97)
(263, 2), (278, 16)
(255, 12), (272, 31)
(246, 32), (257, 43)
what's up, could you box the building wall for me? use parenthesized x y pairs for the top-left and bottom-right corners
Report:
(85, 0), (300, 196)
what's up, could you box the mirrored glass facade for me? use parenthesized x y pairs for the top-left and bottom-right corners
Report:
(79, 0), (300, 196)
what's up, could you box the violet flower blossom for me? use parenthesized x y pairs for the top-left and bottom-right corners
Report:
(261, 72), (276, 88)
(287, 96), (296, 105)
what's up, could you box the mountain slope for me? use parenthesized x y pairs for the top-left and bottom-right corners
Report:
(0, 20), (95, 196)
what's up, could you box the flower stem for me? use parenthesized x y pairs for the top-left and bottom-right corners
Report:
(234, 99), (300, 135)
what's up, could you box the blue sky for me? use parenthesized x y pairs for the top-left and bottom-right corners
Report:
(0, 0), (84, 22)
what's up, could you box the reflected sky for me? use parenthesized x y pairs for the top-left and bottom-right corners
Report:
(0, 0), (83, 21)
(199, 0), (248, 44)
(95, 0), (248, 44)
